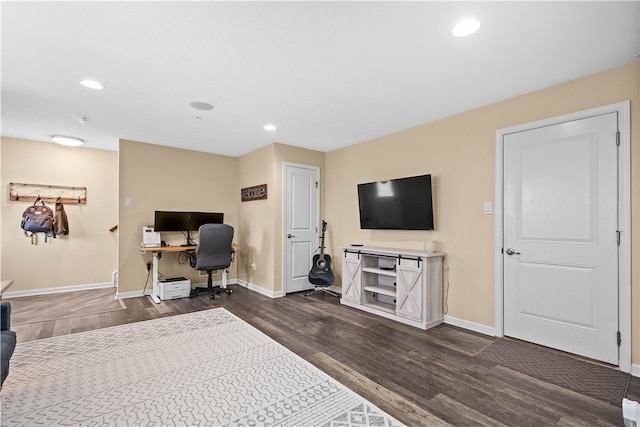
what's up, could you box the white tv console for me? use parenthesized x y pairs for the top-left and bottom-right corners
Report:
(340, 246), (445, 330)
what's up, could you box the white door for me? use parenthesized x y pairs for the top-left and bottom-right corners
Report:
(283, 163), (319, 294)
(341, 252), (362, 303)
(396, 259), (423, 322)
(503, 112), (619, 364)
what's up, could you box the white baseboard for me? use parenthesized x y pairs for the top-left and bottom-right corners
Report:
(116, 290), (146, 299)
(4, 282), (114, 299)
(191, 278), (238, 289)
(320, 285), (342, 295)
(631, 364), (640, 378)
(233, 281), (342, 298)
(443, 315), (496, 337)
(236, 280), (284, 298)
(117, 279), (284, 300)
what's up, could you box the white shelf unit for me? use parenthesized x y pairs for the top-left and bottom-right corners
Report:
(341, 246), (444, 330)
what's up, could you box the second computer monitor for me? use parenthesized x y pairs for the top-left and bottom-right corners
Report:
(189, 212), (224, 231)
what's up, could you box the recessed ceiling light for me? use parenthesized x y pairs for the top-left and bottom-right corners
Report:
(51, 135), (84, 146)
(452, 19), (480, 37)
(189, 101), (214, 110)
(80, 80), (104, 90)
(264, 124), (277, 131)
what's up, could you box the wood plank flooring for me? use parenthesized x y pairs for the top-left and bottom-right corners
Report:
(7, 285), (637, 426)
(6, 287), (126, 325)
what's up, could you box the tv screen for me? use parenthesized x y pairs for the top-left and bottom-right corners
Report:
(357, 174), (434, 230)
(189, 212), (224, 230)
(154, 211), (190, 232)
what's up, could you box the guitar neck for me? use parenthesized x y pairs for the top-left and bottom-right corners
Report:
(319, 221), (328, 258)
(319, 233), (326, 256)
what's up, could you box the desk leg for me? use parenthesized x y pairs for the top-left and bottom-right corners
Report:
(150, 252), (161, 304)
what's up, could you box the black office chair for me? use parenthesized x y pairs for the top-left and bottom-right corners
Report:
(190, 223), (235, 299)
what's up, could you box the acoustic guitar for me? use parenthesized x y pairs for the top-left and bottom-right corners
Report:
(308, 220), (334, 286)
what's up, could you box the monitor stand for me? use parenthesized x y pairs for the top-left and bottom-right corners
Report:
(182, 230), (196, 246)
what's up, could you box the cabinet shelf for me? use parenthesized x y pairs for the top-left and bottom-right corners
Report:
(362, 267), (397, 277)
(362, 301), (395, 314)
(363, 285), (396, 297)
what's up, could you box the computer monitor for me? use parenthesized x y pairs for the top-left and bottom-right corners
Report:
(154, 211), (189, 232)
(189, 212), (224, 231)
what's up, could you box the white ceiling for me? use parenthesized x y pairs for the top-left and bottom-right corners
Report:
(2, 1), (638, 157)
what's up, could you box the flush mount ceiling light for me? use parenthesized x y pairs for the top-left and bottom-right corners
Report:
(264, 124), (277, 131)
(189, 101), (214, 110)
(51, 135), (84, 146)
(452, 18), (481, 37)
(80, 80), (104, 90)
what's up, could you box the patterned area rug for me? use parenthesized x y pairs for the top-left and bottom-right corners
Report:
(476, 338), (630, 406)
(1, 308), (405, 426)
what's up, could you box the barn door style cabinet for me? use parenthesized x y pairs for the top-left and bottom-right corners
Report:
(341, 246), (445, 330)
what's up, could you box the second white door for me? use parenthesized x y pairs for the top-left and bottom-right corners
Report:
(283, 163), (319, 294)
(503, 112), (619, 365)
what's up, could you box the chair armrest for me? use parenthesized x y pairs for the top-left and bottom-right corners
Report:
(1, 302), (11, 331)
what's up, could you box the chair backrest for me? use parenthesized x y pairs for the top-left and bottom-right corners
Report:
(194, 224), (234, 271)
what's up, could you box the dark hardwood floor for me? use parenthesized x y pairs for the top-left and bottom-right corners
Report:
(8, 285), (636, 426)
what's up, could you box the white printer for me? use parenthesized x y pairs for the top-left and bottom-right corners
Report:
(158, 277), (191, 300)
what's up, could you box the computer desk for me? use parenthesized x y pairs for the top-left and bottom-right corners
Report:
(140, 245), (196, 303)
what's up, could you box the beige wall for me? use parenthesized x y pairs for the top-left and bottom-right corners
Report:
(236, 143), (325, 294)
(325, 61), (639, 357)
(117, 139), (238, 295)
(0, 137), (118, 291)
(237, 144), (276, 291)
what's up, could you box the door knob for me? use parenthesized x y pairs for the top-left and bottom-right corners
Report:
(505, 248), (521, 256)
(287, 234), (296, 238)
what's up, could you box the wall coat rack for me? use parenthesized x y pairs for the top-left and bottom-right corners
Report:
(9, 182), (87, 204)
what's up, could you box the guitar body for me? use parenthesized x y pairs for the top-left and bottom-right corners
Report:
(308, 220), (334, 286)
(308, 253), (334, 286)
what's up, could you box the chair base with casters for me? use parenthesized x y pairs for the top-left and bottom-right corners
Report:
(305, 285), (339, 298)
(190, 269), (233, 299)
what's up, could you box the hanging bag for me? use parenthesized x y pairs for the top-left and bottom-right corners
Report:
(54, 198), (69, 235)
(21, 198), (55, 243)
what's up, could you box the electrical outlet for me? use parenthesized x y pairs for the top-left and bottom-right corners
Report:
(146, 261), (152, 272)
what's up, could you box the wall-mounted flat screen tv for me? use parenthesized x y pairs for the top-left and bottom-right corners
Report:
(357, 174), (434, 230)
